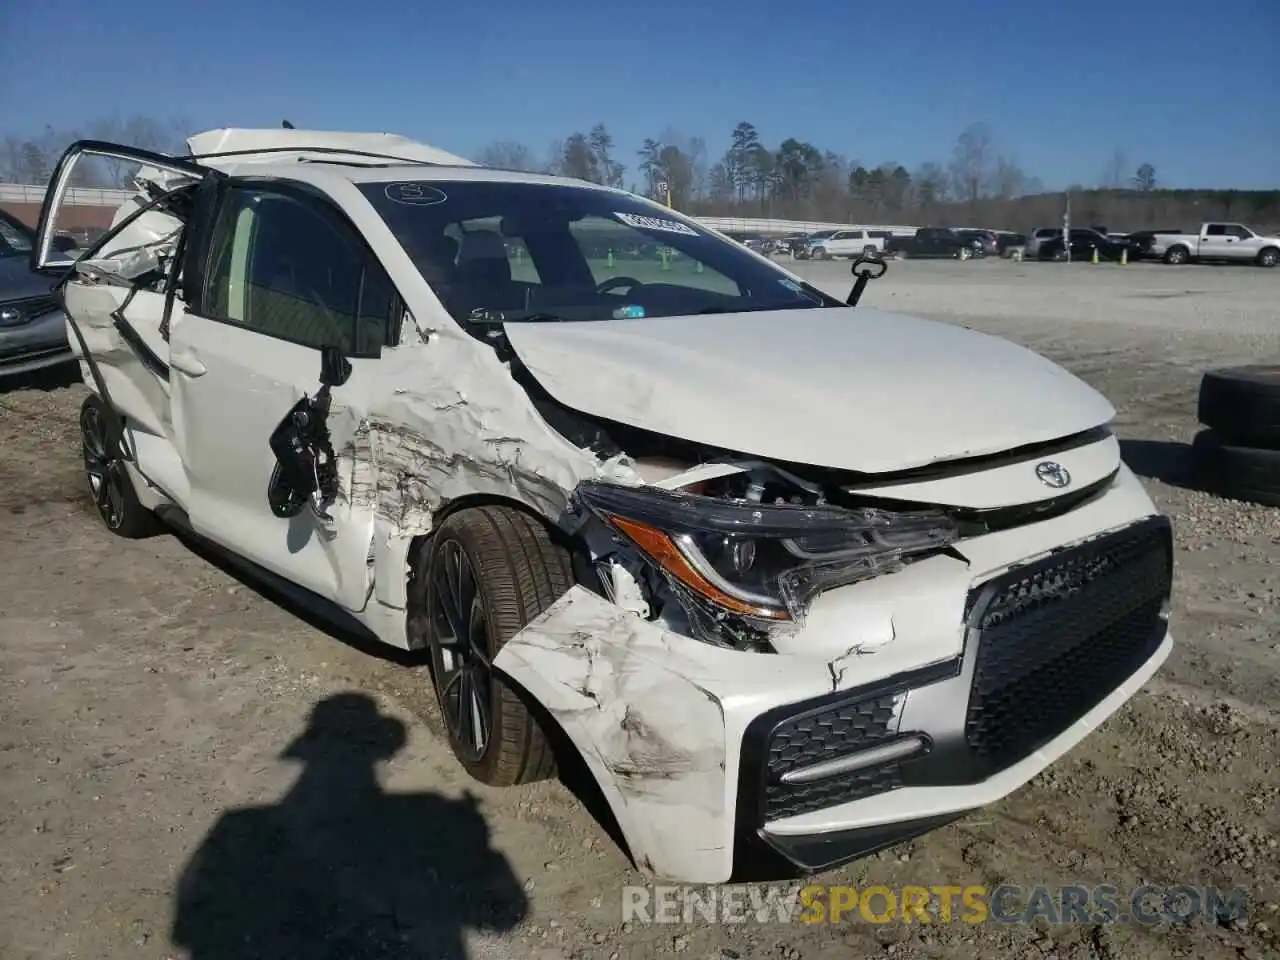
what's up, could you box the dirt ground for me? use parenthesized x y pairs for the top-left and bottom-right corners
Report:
(1, 258), (1277, 960)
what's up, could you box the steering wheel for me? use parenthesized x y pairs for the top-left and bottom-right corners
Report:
(597, 276), (642, 296)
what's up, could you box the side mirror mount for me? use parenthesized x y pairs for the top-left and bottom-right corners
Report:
(51, 234), (78, 254)
(319, 344), (352, 388)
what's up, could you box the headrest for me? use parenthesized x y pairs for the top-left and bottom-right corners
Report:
(457, 230), (508, 263)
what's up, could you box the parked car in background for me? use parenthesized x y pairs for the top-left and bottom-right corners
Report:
(884, 227), (973, 259)
(777, 233), (809, 256)
(1124, 229), (1184, 261)
(1036, 228), (1133, 262)
(1144, 223), (1280, 267)
(1024, 227), (1063, 259)
(0, 209), (77, 379)
(806, 228), (885, 260)
(954, 229), (999, 257)
(792, 229), (837, 260)
(995, 231), (1028, 257)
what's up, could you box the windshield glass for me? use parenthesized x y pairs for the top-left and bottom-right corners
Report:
(357, 180), (836, 324)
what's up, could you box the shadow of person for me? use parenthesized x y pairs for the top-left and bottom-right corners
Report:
(170, 692), (527, 959)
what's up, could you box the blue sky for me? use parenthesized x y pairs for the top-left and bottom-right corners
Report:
(4, 0), (1277, 190)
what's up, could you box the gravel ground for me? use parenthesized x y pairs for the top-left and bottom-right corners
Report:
(1, 257), (1277, 960)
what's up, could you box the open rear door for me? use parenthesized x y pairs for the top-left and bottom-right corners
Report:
(30, 141), (213, 275)
(30, 141), (219, 479)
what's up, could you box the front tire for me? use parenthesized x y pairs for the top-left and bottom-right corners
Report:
(79, 394), (162, 539)
(1257, 247), (1279, 268)
(410, 506), (571, 787)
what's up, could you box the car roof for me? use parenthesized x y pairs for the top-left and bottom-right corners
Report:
(187, 127), (614, 194)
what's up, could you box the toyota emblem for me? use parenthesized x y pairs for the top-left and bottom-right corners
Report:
(1034, 461), (1071, 489)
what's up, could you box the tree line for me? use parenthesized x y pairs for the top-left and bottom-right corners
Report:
(4, 117), (1277, 233)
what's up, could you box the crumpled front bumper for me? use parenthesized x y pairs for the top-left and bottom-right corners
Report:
(0, 308), (73, 376)
(493, 467), (1174, 884)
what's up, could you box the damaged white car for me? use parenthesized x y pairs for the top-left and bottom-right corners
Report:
(32, 129), (1173, 884)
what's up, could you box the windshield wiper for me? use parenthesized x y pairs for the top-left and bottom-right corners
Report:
(464, 309), (573, 325)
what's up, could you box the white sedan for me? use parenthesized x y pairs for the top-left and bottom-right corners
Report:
(31, 128), (1174, 884)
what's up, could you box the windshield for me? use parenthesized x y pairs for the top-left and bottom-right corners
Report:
(358, 180), (837, 324)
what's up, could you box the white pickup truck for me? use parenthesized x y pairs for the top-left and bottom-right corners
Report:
(1148, 222), (1280, 267)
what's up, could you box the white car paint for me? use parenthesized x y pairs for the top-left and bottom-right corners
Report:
(503, 308), (1115, 474)
(807, 229), (885, 259)
(40, 129), (1174, 885)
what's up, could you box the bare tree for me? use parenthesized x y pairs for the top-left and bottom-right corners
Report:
(1100, 147), (1128, 189)
(587, 124), (624, 188)
(89, 116), (191, 186)
(948, 123), (996, 204)
(1132, 163), (1157, 191)
(473, 140), (540, 172)
(989, 155), (1028, 201)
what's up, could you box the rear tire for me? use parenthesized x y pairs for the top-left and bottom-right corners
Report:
(79, 394), (163, 539)
(409, 506), (571, 787)
(1164, 246), (1190, 265)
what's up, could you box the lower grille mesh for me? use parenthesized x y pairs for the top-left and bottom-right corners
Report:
(964, 518), (1172, 767)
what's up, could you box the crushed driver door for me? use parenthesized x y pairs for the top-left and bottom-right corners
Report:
(166, 179), (393, 612)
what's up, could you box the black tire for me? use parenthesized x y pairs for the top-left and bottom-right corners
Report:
(79, 394), (163, 539)
(1197, 366), (1280, 448)
(1164, 245), (1190, 265)
(409, 505), (572, 787)
(1191, 430), (1280, 507)
(1257, 247), (1279, 268)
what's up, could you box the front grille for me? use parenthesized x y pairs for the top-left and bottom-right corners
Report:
(964, 516), (1172, 768)
(763, 693), (901, 820)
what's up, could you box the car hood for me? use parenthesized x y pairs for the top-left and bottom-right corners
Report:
(504, 307), (1116, 474)
(0, 256), (52, 301)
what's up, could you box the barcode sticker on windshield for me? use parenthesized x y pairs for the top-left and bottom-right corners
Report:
(614, 212), (700, 236)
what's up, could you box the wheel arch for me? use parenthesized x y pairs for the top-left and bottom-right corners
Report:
(401, 494), (593, 632)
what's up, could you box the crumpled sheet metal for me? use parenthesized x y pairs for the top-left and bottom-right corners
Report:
(492, 584), (966, 882)
(332, 324), (643, 538)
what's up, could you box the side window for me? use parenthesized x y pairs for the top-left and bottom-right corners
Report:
(0, 216), (32, 255)
(203, 186), (392, 356)
(1205, 224), (1227, 236)
(1226, 225), (1252, 239)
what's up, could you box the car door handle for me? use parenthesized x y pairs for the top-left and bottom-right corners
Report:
(170, 351), (207, 377)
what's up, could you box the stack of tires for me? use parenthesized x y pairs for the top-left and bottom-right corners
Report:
(1192, 366), (1280, 507)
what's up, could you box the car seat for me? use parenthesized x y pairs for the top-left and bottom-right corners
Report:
(452, 230), (527, 315)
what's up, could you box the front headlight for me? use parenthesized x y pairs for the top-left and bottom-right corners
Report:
(572, 480), (959, 629)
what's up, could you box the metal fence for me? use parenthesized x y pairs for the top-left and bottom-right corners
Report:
(0, 183), (134, 206)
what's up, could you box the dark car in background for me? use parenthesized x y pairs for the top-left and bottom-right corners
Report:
(1035, 228), (1134, 262)
(995, 231), (1027, 257)
(792, 229), (837, 260)
(0, 210), (77, 379)
(955, 229), (999, 257)
(1124, 229), (1185, 261)
(885, 227), (974, 259)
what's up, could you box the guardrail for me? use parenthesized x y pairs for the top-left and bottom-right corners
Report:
(1, 183), (922, 239)
(0, 183), (135, 205)
(696, 216), (918, 236)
